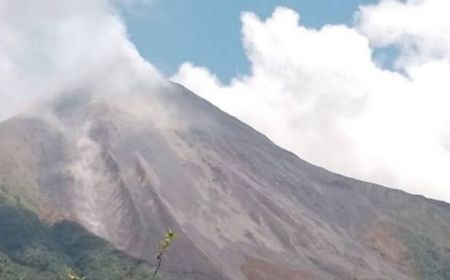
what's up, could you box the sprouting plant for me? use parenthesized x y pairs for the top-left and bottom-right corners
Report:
(151, 230), (177, 280)
(64, 266), (86, 280)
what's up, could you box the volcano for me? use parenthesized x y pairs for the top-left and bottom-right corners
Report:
(1, 82), (450, 280)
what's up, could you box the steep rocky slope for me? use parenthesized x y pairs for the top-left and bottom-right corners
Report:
(1, 82), (450, 279)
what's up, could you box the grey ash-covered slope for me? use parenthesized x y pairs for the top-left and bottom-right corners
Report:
(1, 82), (450, 280)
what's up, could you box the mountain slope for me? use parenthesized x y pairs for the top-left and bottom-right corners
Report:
(0, 203), (161, 280)
(1, 82), (450, 279)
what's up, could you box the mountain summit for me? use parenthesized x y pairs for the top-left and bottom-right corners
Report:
(1, 82), (450, 279)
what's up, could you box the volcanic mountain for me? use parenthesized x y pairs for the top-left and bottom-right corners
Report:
(1, 81), (450, 280)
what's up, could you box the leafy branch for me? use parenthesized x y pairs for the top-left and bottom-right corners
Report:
(151, 230), (177, 280)
(63, 267), (86, 280)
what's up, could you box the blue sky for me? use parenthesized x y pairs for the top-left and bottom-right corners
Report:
(123, 0), (377, 82)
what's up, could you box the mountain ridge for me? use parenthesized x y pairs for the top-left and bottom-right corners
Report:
(1, 82), (450, 279)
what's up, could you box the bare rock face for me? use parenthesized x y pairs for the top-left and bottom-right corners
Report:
(1, 82), (450, 279)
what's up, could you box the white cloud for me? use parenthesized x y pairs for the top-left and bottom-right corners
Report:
(173, 1), (450, 202)
(357, 0), (450, 67)
(0, 0), (162, 120)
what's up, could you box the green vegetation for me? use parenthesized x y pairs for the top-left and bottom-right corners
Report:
(64, 267), (86, 280)
(0, 204), (156, 280)
(401, 229), (450, 280)
(152, 230), (177, 280)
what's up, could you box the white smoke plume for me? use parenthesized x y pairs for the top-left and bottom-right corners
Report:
(0, 0), (162, 120)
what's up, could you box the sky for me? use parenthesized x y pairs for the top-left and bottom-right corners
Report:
(123, 0), (378, 82)
(1, 0), (450, 203)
